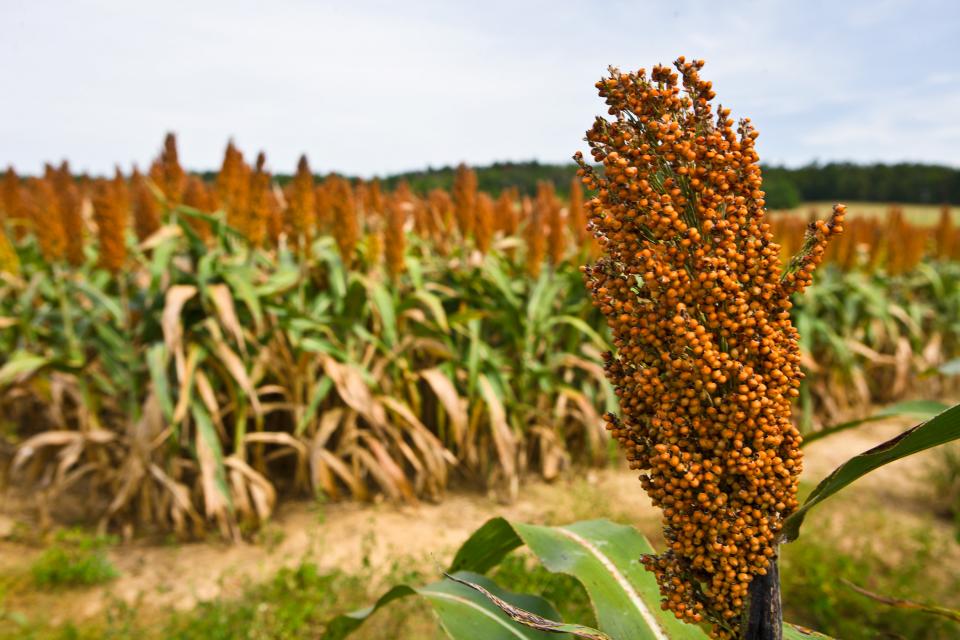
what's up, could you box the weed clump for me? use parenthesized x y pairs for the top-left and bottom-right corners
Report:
(30, 529), (119, 588)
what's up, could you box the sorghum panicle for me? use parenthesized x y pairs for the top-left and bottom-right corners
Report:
(540, 181), (565, 265)
(149, 133), (186, 204)
(328, 175), (359, 264)
(286, 155), (316, 254)
(384, 194), (407, 279)
(475, 192), (495, 254)
(523, 195), (545, 277)
(112, 168), (131, 217)
(568, 176), (588, 245)
(217, 141), (251, 232)
(244, 152), (271, 247)
(131, 168), (162, 242)
(494, 188), (518, 237)
(428, 189), (454, 253)
(452, 163), (477, 241)
(182, 176), (215, 240)
(51, 162), (85, 266)
(26, 177), (67, 262)
(936, 206), (954, 260)
(1, 168), (20, 223)
(92, 179), (128, 273)
(577, 58), (842, 637)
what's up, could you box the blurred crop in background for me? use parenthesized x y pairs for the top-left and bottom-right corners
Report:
(0, 134), (958, 541)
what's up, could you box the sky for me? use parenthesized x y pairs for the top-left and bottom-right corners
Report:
(2, 0), (959, 177)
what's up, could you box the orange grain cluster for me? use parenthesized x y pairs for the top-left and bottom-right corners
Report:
(935, 205), (955, 259)
(149, 133), (187, 204)
(131, 168), (161, 242)
(1, 168), (20, 224)
(541, 182), (566, 265)
(452, 163), (477, 241)
(327, 174), (359, 264)
(576, 58), (842, 636)
(285, 155), (316, 254)
(244, 152), (274, 247)
(49, 162), (85, 266)
(26, 177), (66, 262)
(523, 194), (546, 277)
(568, 176), (588, 245)
(494, 188), (520, 237)
(384, 194), (407, 278)
(92, 178), (128, 273)
(475, 192), (495, 254)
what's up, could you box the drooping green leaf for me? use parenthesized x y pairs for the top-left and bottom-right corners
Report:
(784, 402), (960, 541)
(71, 279), (125, 324)
(369, 281), (398, 348)
(322, 571), (568, 640)
(255, 266), (301, 298)
(191, 402), (234, 516)
(296, 376), (333, 437)
(443, 573), (610, 639)
(451, 518), (708, 640)
(146, 343), (174, 423)
(413, 288), (450, 332)
(783, 624), (835, 639)
(802, 399), (951, 446)
(545, 315), (609, 352)
(0, 351), (50, 386)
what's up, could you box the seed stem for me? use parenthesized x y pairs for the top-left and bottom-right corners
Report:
(742, 549), (782, 640)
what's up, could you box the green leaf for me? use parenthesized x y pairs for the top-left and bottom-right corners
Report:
(443, 573), (610, 639)
(295, 376), (333, 437)
(451, 518), (708, 640)
(322, 571), (568, 640)
(71, 279), (125, 324)
(255, 266), (300, 298)
(147, 344), (174, 423)
(413, 288), (450, 332)
(369, 282), (398, 348)
(0, 351), (50, 386)
(802, 400), (951, 446)
(545, 315), (609, 352)
(482, 256), (521, 309)
(783, 624), (835, 639)
(191, 402), (233, 515)
(784, 402), (960, 541)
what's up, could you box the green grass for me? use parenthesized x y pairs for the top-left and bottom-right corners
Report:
(29, 530), (118, 589)
(782, 518), (960, 639)
(928, 443), (960, 540)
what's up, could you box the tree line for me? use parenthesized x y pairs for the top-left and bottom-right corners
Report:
(232, 160), (960, 208)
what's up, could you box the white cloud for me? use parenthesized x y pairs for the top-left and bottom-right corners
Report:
(1, 0), (958, 175)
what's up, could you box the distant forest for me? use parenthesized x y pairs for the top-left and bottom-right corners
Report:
(262, 160), (960, 209)
(372, 161), (960, 209)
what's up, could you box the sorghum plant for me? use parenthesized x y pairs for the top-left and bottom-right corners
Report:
(92, 177), (129, 274)
(576, 58), (843, 637)
(131, 167), (161, 242)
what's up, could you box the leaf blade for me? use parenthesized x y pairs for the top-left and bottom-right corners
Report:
(784, 402), (960, 541)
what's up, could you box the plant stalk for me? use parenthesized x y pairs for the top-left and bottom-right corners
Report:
(742, 548), (782, 640)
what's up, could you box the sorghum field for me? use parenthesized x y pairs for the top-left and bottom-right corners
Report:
(1, 126), (959, 637)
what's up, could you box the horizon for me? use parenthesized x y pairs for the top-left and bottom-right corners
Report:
(3, 1), (959, 177)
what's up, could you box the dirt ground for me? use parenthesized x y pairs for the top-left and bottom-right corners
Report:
(0, 416), (955, 626)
